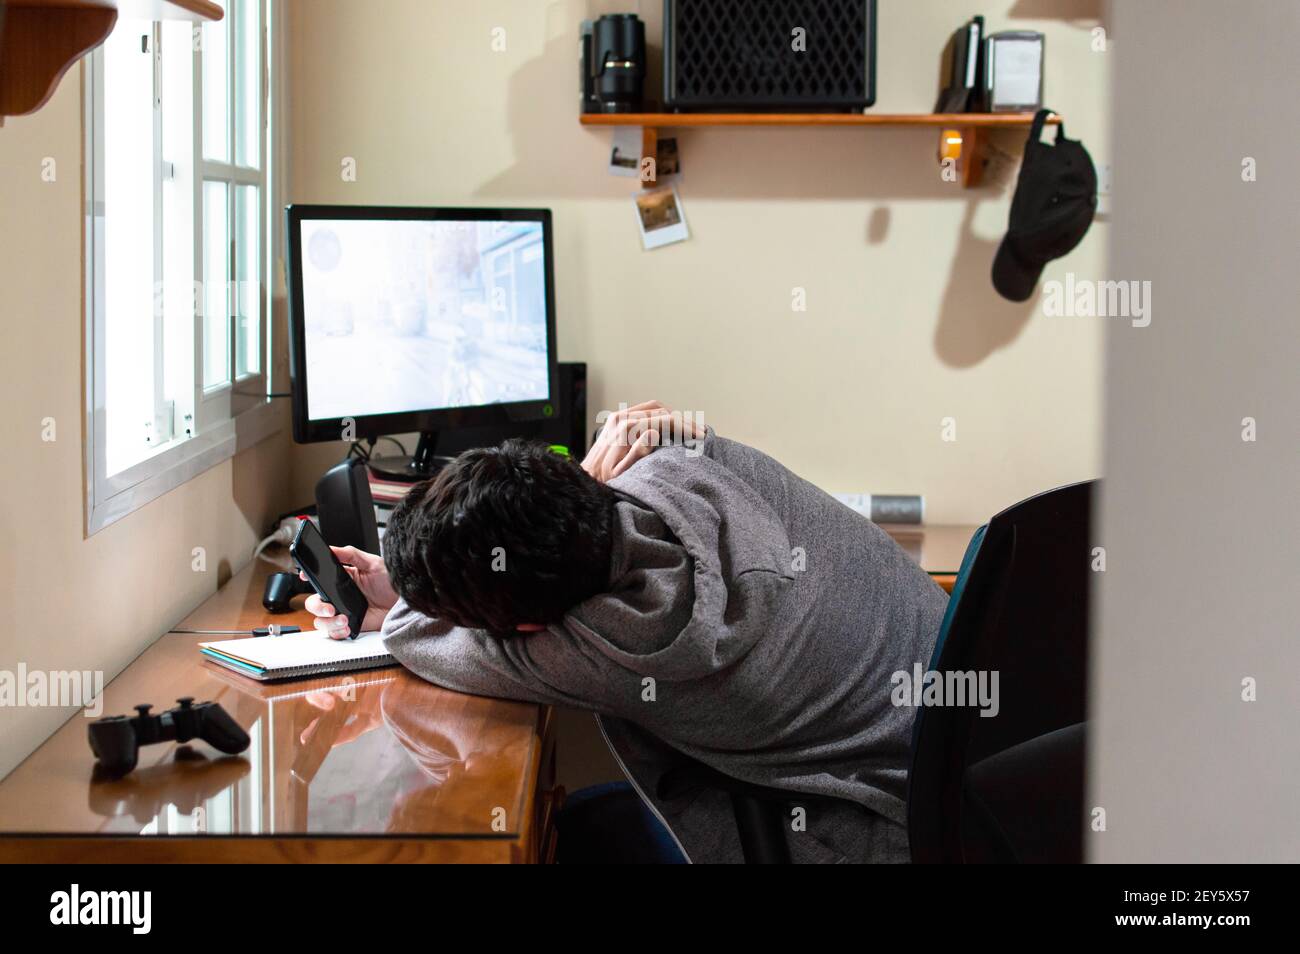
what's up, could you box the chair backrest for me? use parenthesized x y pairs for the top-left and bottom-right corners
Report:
(907, 480), (1096, 863)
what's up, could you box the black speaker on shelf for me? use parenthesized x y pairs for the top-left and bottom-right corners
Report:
(663, 0), (876, 112)
(431, 361), (588, 459)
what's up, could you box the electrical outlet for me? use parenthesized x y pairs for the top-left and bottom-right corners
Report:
(1095, 160), (1113, 215)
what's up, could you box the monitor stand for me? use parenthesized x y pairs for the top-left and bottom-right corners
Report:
(366, 432), (454, 483)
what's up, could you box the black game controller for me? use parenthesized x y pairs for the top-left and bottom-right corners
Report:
(88, 698), (250, 777)
(262, 570), (315, 613)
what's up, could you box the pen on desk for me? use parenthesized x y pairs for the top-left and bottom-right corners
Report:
(169, 626), (302, 637)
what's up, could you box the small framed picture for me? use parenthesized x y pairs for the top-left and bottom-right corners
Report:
(655, 137), (681, 178)
(610, 132), (682, 182)
(609, 127), (642, 178)
(633, 185), (690, 250)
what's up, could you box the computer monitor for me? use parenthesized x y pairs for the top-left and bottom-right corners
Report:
(286, 205), (558, 478)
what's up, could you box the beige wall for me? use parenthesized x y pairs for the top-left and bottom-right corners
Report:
(1089, 0), (1300, 862)
(285, 0), (1109, 520)
(0, 75), (296, 779)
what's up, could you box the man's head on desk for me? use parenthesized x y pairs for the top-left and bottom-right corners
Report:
(384, 439), (617, 634)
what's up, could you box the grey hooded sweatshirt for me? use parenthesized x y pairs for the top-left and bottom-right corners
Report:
(381, 429), (948, 863)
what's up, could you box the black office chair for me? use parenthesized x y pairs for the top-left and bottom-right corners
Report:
(907, 480), (1095, 863)
(656, 761), (796, 863)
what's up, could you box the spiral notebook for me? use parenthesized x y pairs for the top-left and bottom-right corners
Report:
(199, 630), (395, 682)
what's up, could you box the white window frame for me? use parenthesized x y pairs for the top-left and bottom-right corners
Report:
(84, 0), (284, 535)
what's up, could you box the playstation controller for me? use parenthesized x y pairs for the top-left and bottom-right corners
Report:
(88, 698), (250, 777)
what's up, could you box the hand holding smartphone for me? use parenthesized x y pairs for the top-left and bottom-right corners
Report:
(289, 519), (370, 640)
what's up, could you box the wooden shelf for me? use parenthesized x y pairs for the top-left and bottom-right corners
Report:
(580, 111), (1060, 189)
(0, 0), (223, 122)
(580, 111), (1057, 128)
(7, 0), (223, 21)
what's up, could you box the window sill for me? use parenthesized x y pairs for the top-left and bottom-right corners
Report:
(85, 399), (286, 536)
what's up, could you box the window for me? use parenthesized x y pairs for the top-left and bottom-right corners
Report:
(85, 1), (279, 533)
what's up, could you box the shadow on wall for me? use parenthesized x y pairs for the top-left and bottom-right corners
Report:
(1008, 0), (1103, 23)
(231, 425), (298, 554)
(474, 30), (1043, 367)
(934, 200), (1039, 368)
(866, 206), (890, 244)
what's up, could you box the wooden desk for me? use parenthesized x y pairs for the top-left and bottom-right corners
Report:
(0, 560), (559, 863)
(885, 524), (977, 594)
(0, 523), (972, 863)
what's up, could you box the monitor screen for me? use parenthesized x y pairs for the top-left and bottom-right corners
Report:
(295, 215), (551, 424)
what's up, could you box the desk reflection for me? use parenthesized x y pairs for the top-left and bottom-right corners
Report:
(73, 665), (536, 839)
(185, 668), (535, 837)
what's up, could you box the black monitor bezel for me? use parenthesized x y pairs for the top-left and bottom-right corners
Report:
(285, 204), (559, 445)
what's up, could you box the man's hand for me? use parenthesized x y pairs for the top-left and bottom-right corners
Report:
(582, 400), (704, 483)
(301, 545), (398, 640)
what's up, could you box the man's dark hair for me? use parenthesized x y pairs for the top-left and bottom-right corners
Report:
(383, 439), (616, 633)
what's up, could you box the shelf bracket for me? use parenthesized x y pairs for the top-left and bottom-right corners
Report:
(0, 5), (118, 119)
(1, 1), (225, 123)
(960, 125), (986, 187)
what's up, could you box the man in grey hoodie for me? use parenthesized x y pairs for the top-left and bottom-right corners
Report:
(306, 403), (948, 863)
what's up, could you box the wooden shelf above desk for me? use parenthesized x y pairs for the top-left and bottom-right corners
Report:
(0, 0), (223, 123)
(579, 111), (1060, 188)
(580, 111), (1055, 128)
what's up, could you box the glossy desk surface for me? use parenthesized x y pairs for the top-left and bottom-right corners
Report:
(0, 558), (553, 862)
(0, 524), (970, 860)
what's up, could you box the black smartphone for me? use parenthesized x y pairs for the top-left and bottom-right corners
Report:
(289, 519), (369, 640)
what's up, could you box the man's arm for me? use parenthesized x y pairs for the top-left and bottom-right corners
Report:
(301, 548), (570, 704)
(381, 600), (583, 707)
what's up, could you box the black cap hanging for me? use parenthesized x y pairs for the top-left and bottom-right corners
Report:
(992, 109), (1098, 302)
